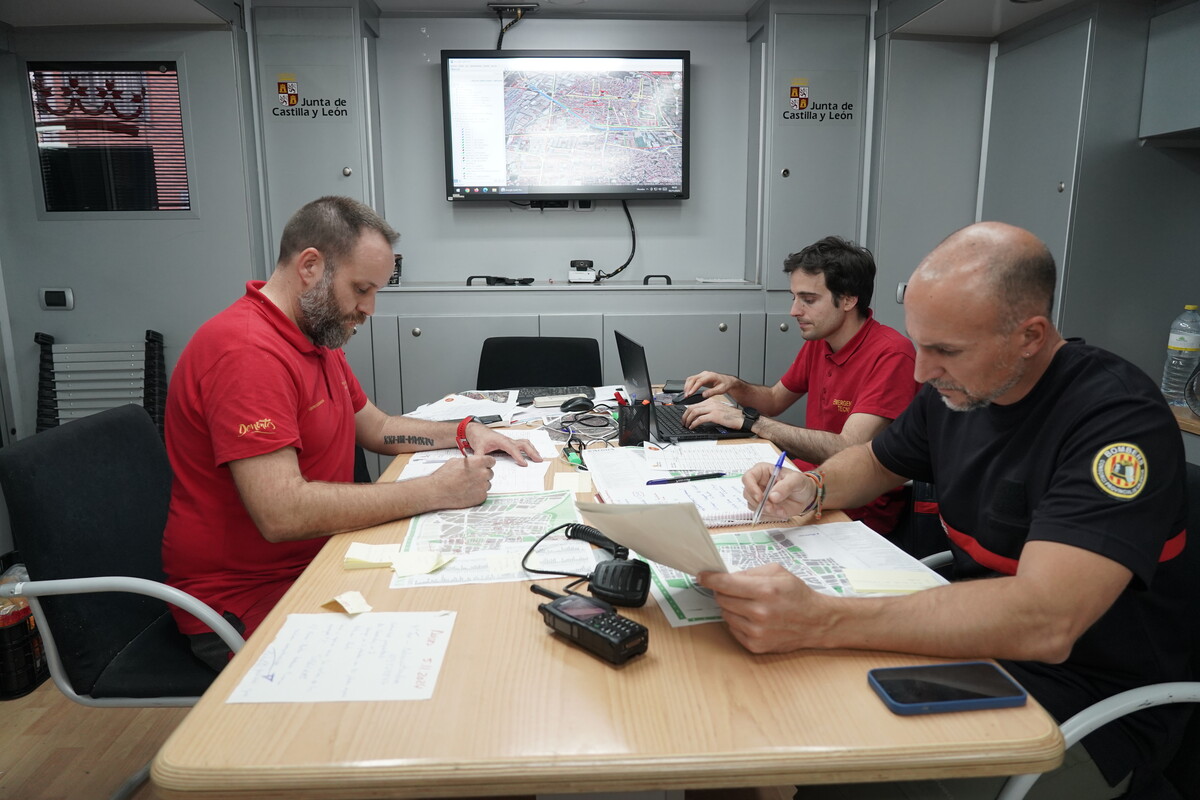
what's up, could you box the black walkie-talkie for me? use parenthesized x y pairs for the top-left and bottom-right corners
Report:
(531, 584), (648, 665)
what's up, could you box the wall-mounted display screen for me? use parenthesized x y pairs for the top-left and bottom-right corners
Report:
(441, 50), (689, 202)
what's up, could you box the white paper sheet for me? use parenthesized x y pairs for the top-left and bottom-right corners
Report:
(575, 500), (728, 577)
(395, 428), (556, 495)
(392, 491), (598, 588)
(645, 522), (950, 627)
(227, 612), (455, 703)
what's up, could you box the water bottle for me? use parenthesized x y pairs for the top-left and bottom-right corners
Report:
(1160, 304), (1200, 406)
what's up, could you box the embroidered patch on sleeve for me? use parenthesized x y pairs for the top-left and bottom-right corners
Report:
(1091, 442), (1147, 500)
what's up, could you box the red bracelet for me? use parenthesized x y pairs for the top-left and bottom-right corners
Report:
(455, 416), (476, 454)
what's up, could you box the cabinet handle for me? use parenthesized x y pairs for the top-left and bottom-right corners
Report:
(781, 168), (791, 178)
(779, 322), (789, 333)
(411, 328), (422, 337)
(343, 167), (354, 177)
(718, 323), (728, 332)
(1057, 182), (1065, 193)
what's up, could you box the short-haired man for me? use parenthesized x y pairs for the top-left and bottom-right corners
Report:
(681, 236), (918, 534)
(706, 222), (1196, 798)
(163, 196), (542, 670)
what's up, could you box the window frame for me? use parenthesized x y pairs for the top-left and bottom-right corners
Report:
(22, 53), (200, 221)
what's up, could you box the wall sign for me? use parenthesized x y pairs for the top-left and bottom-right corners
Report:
(268, 70), (351, 120)
(779, 71), (860, 124)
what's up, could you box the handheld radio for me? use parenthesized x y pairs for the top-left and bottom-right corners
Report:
(531, 584), (648, 665)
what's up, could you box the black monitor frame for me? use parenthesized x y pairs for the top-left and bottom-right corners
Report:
(440, 49), (690, 203)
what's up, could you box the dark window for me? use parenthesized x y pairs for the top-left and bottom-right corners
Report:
(27, 61), (190, 212)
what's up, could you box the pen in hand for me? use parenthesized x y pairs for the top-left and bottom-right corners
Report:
(646, 472), (726, 485)
(751, 451), (788, 524)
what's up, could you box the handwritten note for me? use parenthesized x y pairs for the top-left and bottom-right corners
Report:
(227, 612), (455, 704)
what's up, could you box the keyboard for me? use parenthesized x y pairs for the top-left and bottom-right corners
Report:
(654, 402), (753, 442)
(654, 404), (703, 437)
(515, 385), (596, 406)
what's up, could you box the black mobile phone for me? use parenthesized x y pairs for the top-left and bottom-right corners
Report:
(534, 587), (648, 665)
(477, 414), (503, 426)
(867, 661), (1028, 716)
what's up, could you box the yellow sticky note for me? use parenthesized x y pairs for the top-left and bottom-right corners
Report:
(390, 552), (455, 577)
(553, 471), (594, 494)
(843, 569), (942, 595)
(344, 541), (406, 569)
(323, 590), (372, 615)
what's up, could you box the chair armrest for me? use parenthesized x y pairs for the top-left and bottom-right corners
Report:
(920, 550), (953, 570)
(997, 681), (1200, 800)
(0, 576), (245, 653)
(1058, 682), (1200, 748)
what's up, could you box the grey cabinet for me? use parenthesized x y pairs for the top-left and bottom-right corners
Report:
(393, 315), (539, 413)
(747, 6), (871, 290)
(254, 4), (375, 248)
(601, 313), (742, 386)
(979, 1), (1200, 378)
(765, 311), (808, 426)
(981, 18), (1090, 324)
(1139, 2), (1200, 141)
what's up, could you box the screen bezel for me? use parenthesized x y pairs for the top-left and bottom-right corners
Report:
(440, 49), (690, 203)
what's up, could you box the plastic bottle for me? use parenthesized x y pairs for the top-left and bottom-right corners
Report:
(1160, 305), (1200, 406)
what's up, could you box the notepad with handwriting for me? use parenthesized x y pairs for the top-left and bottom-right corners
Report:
(600, 477), (787, 527)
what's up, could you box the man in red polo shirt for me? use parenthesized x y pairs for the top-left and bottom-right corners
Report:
(681, 236), (917, 534)
(163, 196), (541, 670)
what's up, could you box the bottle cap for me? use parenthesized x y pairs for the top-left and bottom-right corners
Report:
(1187, 305), (1198, 310)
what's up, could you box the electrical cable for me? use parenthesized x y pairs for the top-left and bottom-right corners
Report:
(495, 8), (527, 50)
(593, 200), (636, 283)
(520, 524), (592, 580)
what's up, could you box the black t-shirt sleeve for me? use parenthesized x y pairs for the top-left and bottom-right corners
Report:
(871, 385), (937, 484)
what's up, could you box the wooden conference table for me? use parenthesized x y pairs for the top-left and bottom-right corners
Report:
(152, 435), (1063, 799)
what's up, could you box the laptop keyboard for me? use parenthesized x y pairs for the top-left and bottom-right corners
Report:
(655, 404), (716, 438)
(515, 385), (596, 406)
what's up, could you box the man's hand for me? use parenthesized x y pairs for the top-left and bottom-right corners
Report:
(698, 564), (830, 653)
(465, 424), (543, 467)
(428, 454), (495, 508)
(742, 462), (814, 518)
(683, 370), (741, 398)
(681, 397), (744, 430)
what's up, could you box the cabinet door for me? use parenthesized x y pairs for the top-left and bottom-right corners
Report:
(766, 312), (807, 426)
(981, 19), (1091, 324)
(601, 314), (740, 387)
(761, 13), (868, 290)
(396, 315), (538, 412)
(255, 6), (369, 247)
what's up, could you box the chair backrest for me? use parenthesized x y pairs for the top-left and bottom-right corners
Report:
(0, 404), (173, 696)
(476, 336), (603, 390)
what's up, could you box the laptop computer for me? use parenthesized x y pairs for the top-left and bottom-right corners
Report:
(614, 330), (755, 443)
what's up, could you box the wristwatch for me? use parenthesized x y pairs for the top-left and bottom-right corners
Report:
(741, 407), (760, 433)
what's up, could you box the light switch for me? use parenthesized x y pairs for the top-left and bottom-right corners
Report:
(39, 287), (74, 310)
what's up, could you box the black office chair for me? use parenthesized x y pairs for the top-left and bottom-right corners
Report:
(476, 336), (602, 391)
(0, 404), (244, 800)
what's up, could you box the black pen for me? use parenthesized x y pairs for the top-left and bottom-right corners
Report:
(646, 472), (726, 485)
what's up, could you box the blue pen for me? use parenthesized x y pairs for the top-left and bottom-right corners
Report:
(646, 472), (725, 485)
(751, 451), (788, 524)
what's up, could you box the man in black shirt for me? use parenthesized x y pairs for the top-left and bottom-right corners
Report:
(702, 222), (1195, 799)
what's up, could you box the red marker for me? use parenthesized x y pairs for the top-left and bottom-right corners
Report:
(614, 391), (628, 406)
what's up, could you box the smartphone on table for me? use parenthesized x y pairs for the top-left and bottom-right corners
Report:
(867, 661), (1028, 716)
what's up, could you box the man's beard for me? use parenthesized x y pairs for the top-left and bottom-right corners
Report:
(297, 265), (363, 350)
(930, 358), (1025, 412)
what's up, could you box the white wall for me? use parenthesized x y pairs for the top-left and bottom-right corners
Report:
(375, 17), (750, 285)
(0, 26), (262, 440)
